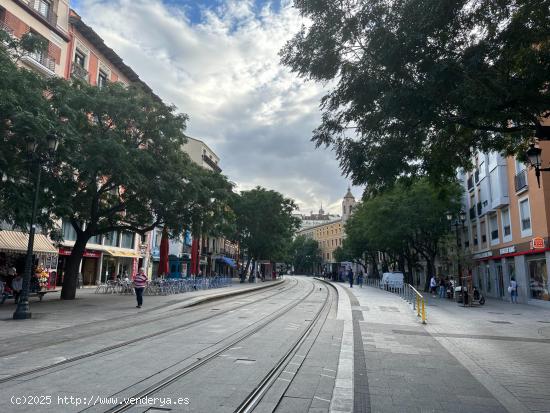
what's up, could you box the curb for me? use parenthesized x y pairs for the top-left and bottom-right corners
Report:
(183, 278), (286, 308)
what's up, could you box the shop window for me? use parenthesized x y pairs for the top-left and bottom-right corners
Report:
(528, 259), (549, 301)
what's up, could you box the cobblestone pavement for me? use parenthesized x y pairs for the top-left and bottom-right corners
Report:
(341, 283), (550, 413)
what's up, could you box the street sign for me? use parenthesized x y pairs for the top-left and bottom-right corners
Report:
(531, 237), (545, 249)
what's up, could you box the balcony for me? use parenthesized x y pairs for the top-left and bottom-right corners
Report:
(71, 63), (88, 81)
(469, 206), (476, 220)
(21, 50), (55, 75)
(27, 0), (58, 26)
(467, 176), (473, 191)
(202, 154), (222, 173)
(514, 170), (528, 193)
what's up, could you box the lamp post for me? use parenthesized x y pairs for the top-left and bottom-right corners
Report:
(13, 133), (59, 320)
(525, 143), (550, 188)
(446, 210), (466, 289)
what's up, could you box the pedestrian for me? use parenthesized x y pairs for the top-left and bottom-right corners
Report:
(439, 276), (446, 298)
(509, 277), (518, 304)
(12, 272), (23, 304)
(133, 268), (148, 308)
(430, 275), (437, 296)
(348, 269), (354, 288)
(358, 271), (364, 288)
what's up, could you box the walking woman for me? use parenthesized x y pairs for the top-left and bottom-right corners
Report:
(133, 268), (148, 308)
(509, 277), (518, 304)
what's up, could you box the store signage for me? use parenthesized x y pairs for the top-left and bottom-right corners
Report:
(531, 237), (545, 249)
(499, 246), (516, 255)
(473, 251), (492, 259)
(58, 248), (101, 258)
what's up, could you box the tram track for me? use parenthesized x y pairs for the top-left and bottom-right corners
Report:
(0, 278), (297, 384)
(95, 278), (324, 413)
(235, 280), (338, 413)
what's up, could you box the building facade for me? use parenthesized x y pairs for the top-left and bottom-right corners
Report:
(296, 188), (356, 273)
(459, 141), (550, 305)
(293, 207), (340, 230)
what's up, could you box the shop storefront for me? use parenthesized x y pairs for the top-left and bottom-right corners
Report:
(470, 240), (550, 304)
(58, 247), (102, 286)
(100, 248), (140, 282)
(0, 230), (58, 289)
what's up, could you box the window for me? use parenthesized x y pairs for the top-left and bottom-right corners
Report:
(480, 221), (487, 245)
(121, 232), (135, 249)
(98, 70), (108, 88)
(33, 0), (51, 18)
(489, 214), (499, 242)
(89, 234), (101, 245)
(103, 231), (119, 247)
(515, 157), (526, 173)
(62, 220), (77, 241)
(519, 197), (532, 236)
(501, 208), (511, 240)
(349, 205), (353, 214)
(74, 49), (85, 67)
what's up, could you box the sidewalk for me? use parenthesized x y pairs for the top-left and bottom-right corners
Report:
(337, 282), (517, 413)
(0, 278), (283, 340)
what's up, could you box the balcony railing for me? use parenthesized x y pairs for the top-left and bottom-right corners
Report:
(467, 176), (473, 190)
(71, 63), (88, 81)
(28, 0), (58, 26)
(202, 154), (222, 173)
(469, 206), (476, 219)
(27, 50), (55, 72)
(514, 170), (528, 192)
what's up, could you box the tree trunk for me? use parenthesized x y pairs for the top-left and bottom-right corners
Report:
(423, 254), (436, 293)
(61, 232), (90, 300)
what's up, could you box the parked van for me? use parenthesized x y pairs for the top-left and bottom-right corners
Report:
(381, 272), (404, 290)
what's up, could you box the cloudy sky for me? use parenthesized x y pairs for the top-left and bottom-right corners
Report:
(71, 0), (361, 214)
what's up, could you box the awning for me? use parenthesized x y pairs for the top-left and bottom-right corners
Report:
(104, 248), (141, 258)
(0, 230), (57, 254)
(218, 256), (237, 268)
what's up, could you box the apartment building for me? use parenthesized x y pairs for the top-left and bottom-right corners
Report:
(0, 0), (70, 77)
(297, 188), (356, 274)
(460, 141), (550, 305)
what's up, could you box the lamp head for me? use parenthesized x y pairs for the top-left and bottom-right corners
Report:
(459, 210), (466, 222)
(446, 212), (453, 221)
(526, 143), (542, 167)
(46, 132), (59, 155)
(26, 138), (38, 155)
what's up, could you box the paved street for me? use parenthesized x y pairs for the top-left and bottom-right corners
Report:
(1, 276), (550, 412)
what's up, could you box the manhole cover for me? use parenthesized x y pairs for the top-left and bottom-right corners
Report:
(489, 321), (512, 324)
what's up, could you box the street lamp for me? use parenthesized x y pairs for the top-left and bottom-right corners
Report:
(13, 132), (59, 320)
(525, 143), (550, 188)
(447, 210), (466, 287)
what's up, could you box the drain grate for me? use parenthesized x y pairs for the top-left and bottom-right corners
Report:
(489, 321), (512, 324)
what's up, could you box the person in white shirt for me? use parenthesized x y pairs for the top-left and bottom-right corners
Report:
(12, 273), (23, 304)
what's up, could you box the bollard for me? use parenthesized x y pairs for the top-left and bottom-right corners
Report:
(421, 299), (427, 324)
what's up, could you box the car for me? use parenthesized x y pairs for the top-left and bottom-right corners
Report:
(381, 272), (404, 290)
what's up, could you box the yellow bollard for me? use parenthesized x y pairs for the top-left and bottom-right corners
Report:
(416, 295), (420, 317)
(421, 299), (427, 324)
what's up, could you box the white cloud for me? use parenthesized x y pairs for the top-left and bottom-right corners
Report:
(75, 0), (361, 213)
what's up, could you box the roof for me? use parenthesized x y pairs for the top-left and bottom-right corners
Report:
(69, 10), (161, 102)
(344, 186), (355, 199)
(296, 218), (342, 234)
(0, 230), (57, 254)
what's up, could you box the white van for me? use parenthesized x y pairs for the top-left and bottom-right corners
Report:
(381, 272), (404, 290)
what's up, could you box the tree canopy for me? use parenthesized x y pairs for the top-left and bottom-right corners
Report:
(289, 235), (322, 274)
(1, 35), (235, 299)
(339, 178), (463, 286)
(281, 0), (550, 191)
(233, 187), (300, 269)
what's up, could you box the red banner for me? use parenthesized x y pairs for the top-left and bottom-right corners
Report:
(58, 248), (101, 258)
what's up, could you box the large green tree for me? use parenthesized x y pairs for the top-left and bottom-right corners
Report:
(289, 235), (322, 274)
(0, 40), (234, 299)
(233, 187), (300, 278)
(281, 0), (550, 191)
